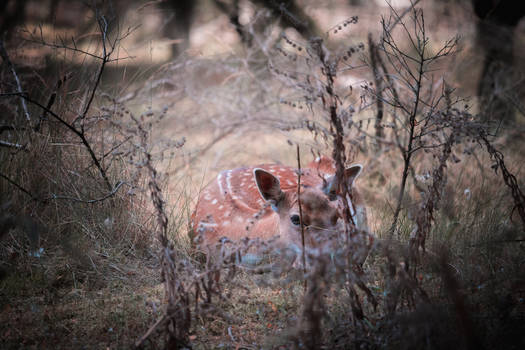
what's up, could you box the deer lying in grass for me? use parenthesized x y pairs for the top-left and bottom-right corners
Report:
(191, 156), (370, 265)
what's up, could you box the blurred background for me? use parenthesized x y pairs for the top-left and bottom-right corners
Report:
(3, 1), (524, 166)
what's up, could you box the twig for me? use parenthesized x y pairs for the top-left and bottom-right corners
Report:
(102, 136), (132, 159)
(130, 109), (191, 347)
(0, 169), (124, 204)
(315, 37), (355, 230)
(35, 74), (70, 132)
(388, 8), (427, 237)
(48, 181), (125, 204)
(410, 129), (455, 254)
(1, 11), (115, 191)
(135, 314), (168, 348)
(79, 14), (109, 124)
(368, 34), (384, 142)
(382, 0), (422, 37)
(0, 172), (38, 201)
(0, 38), (30, 122)
(478, 132), (525, 231)
(1, 92), (113, 191)
(25, 37), (105, 61)
(296, 145), (307, 291)
(23, 37), (133, 63)
(0, 140), (24, 149)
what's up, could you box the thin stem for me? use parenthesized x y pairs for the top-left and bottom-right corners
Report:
(389, 16), (426, 237)
(0, 38), (30, 122)
(2, 92), (113, 191)
(0, 172), (38, 201)
(48, 181), (125, 204)
(296, 145), (307, 291)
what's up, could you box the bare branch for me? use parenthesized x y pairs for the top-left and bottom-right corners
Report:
(0, 140), (24, 149)
(48, 181), (125, 204)
(296, 144), (307, 289)
(0, 39), (30, 122)
(1, 92), (113, 191)
(0, 172), (38, 201)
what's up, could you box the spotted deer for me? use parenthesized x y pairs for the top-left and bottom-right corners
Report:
(191, 156), (369, 264)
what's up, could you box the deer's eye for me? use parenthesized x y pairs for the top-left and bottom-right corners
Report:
(290, 214), (301, 226)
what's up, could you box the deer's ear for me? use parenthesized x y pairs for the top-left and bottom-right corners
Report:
(254, 168), (284, 204)
(345, 164), (363, 186)
(324, 164), (364, 195)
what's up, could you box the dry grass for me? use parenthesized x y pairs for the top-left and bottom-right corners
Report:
(1, 255), (162, 349)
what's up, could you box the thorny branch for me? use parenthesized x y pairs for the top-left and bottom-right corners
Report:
(368, 34), (384, 142)
(410, 129), (455, 254)
(129, 110), (191, 348)
(478, 133), (525, 231)
(48, 181), (125, 204)
(0, 172), (38, 201)
(387, 8), (428, 237)
(2, 92), (113, 191)
(296, 145), (307, 290)
(309, 37), (355, 233)
(0, 10), (118, 191)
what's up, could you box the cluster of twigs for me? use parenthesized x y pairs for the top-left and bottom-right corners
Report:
(307, 34), (377, 338)
(0, 6), (123, 199)
(478, 132), (525, 230)
(128, 107), (191, 348)
(0, 4), (139, 263)
(268, 2), (525, 347)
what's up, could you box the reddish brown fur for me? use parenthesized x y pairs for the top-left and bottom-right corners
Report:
(191, 157), (367, 252)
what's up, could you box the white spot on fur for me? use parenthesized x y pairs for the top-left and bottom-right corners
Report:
(217, 172), (225, 197)
(226, 170), (233, 195)
(211, 199), (218, 205)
